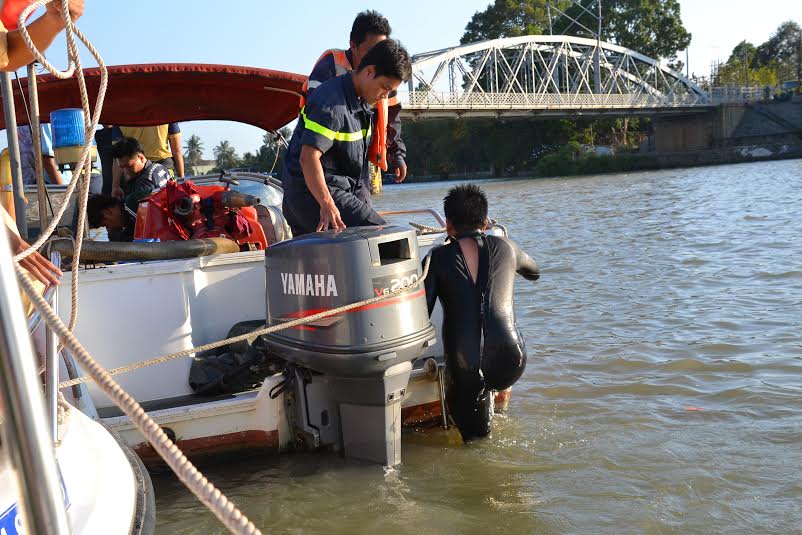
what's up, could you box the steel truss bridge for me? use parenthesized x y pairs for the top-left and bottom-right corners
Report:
(399, 35), (718, 119)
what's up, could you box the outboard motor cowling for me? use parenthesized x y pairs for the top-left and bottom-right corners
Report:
(263, 226), (436, 465)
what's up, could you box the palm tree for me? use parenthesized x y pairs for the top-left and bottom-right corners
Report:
(213, 140), (239, 171)
(183, 134), (205, 175)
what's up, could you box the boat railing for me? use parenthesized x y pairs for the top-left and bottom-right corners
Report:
(377, 208), (447, 228)
(0, 224), (71, 533)
(24, 252), (62, 440)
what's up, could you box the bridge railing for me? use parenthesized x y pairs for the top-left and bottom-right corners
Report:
(399, 91), (709, 110)
(709, 86), (764, 104)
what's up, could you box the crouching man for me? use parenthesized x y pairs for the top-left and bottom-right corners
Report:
(424, 184), (540, 440)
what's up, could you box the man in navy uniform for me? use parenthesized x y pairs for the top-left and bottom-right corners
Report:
(302, 10), (408, 196)
(282, 39), (411, 236)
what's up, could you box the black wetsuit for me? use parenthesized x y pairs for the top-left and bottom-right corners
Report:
(425, 231), (539, 439)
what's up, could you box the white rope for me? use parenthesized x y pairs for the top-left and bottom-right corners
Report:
(59, 255), (431, 388)
(11, 4), (262, 534)
(16, 266), (262, 535)
(14, 0), (107, 261)
(409, 221), (446, 234)
(15, 0), (110, 334)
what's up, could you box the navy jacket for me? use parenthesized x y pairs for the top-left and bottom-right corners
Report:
(283, 72), (374, 198)
(306, 49), (406, 170)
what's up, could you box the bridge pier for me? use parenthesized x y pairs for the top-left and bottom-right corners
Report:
(648, 99), (802, 164)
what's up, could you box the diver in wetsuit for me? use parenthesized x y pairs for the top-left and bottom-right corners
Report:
(425, 184), (540, 440)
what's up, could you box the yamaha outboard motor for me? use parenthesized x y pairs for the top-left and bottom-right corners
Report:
(263, 226), (436, 465)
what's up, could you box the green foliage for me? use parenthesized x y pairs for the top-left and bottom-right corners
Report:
(753, 20), (802, 78)
(213, 140), (240, 171)
(603, 0), (690, 61)
(717, 62), (778, 87)
(461, 0), (550, 44)
(183, 134), (204, 175)
(404, 118), (579, 178)
(728, 41), (756, 65)
(240, 126), (293, 174)
(461, 0), (691, 62)
(721, 21), (800, 87)
(536, 150), (660, 177)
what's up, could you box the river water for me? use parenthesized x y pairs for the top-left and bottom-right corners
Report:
(154, 159), (802, 534)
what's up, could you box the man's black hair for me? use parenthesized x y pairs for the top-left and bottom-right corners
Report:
(111, 136), (145, 159)
(87, 194), (120, 228)
(443, 184), (488, 232)
(357, 39), (412, 82)
(350, 10), (391, 45)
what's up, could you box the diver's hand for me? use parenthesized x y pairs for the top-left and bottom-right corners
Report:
(317, 198), (345, 232)
(394, 161), (407, 183)
(10, 233), (62, 286)
(46, 0), (84, 22)
(111, 186), (124, 200)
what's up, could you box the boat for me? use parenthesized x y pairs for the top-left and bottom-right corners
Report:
(0, 240), (155, 534)
(7, 64), (513, 468)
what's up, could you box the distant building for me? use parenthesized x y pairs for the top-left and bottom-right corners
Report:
(188, 159), (217, 176)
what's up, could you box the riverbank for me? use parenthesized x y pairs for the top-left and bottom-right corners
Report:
(401, 143), (802, 183)
(401, 99), (802, 183)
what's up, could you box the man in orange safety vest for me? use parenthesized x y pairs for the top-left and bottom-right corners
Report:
(300, 10), (407, 204)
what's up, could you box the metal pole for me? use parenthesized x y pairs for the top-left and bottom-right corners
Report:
(594, 0), (602, 92)
(686, 49), (690, 78)
(546, 1), (553, 35)
(28, 63), (49, 234)
(1, 72), (28, 238)
(0, 223), (71, 534)
(46, 253), (61, 440)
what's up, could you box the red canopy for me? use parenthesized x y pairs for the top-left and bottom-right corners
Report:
(0, 63), (306, 131)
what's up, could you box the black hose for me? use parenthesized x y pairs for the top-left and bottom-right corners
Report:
(50, 237), (241, 263)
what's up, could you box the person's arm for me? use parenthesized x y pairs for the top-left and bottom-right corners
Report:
(2, 0), (84, 71)
(299, 146), (343, 231)
(43, 155), (62, 184)
(111, 159), (123, 198)
(167, 123), (184, 177)
(511, 239), (540, 281)
(1, 205), (62, 285)
(298, 97), (346, 231)
(386, 92), (407, 183)
(169, 133), (184, 177)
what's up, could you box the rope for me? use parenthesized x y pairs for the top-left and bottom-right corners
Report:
(15, 0), (110, 335)
(14, 0), (107, 261)
(59, 255), (431, 388)
(409, 221), (446, 234)
(16, 266), (262, 535)
(12, 4), (262, 534)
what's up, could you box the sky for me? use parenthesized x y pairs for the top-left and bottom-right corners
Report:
(3, 0), (802, 158)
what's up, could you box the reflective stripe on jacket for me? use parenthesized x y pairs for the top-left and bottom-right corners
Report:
(300, 48), (392, 171)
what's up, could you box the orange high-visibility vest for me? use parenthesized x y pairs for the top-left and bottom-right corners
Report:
(300, 49), (391, 172)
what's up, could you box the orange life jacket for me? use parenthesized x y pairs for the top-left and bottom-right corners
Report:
(300, 49), (391, 172)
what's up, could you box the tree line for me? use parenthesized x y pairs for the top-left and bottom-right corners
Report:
(715, 21), (802, 88)
(183, 126), (293, 175)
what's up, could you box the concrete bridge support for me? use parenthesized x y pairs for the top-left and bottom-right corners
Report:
(652, 101), (802, 151)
